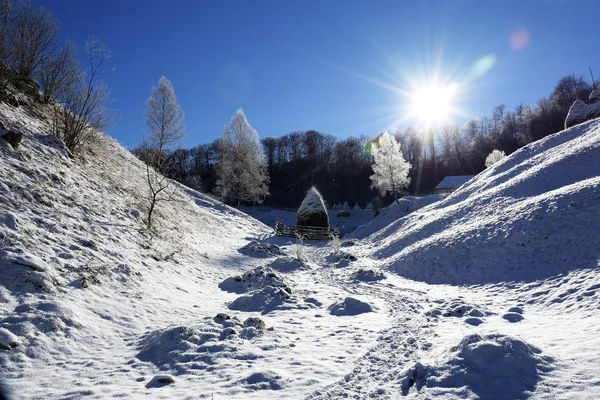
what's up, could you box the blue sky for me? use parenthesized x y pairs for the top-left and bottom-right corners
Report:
(38, 0), (600, 148)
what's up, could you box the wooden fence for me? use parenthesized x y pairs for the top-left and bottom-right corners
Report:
(274, 219), (339, 240)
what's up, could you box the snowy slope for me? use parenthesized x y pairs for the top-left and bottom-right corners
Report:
(349, 195), (444, 240)
(365, 118), (600, 285)
(0, 102), (282, 398)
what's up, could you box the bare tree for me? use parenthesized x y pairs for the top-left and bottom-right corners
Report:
(0, 0), (12, 63)
(38, 40), (78, 103)
(8, 0), (58, 77)
(0, 0), (13, 99)
(52, 38), (114, 154)
(142, 76), (185, 228)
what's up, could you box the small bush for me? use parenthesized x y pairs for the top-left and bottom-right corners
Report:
(292, 232), (305, 261)
(329, 231), (341, 255)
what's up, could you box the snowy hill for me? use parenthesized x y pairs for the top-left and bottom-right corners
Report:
(364, 118), (600, 285)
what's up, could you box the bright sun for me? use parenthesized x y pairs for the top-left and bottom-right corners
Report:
(409, 82), (458, 126)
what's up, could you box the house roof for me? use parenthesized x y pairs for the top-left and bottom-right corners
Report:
(434, 175), (474, 190)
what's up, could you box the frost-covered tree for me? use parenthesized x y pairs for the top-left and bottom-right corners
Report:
(216, 109), (269, 208)
(143, 76), (185, 228)
(370, 131), (411, 204)
(145, 76), (185, 156)
(484, 149), (506, 168)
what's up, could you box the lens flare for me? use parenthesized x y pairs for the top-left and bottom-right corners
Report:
(470, 54), (496, 78)
(509, 29), (531, 51)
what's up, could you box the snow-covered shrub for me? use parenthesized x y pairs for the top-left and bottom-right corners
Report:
(329, 231), (341, 255)
(292, 232), (305, 261)
(296, 187), (329, 228)
(484, 149), (506, 168)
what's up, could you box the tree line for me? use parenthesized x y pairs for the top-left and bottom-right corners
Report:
(151, 73), (595, 209)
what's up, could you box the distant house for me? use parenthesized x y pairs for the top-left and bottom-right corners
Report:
(433, 175), (474, 194)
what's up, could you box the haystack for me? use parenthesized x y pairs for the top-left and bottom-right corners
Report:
(296, 187), (329, 228)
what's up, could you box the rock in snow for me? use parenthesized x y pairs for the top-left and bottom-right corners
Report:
(0, 328), (19, 350)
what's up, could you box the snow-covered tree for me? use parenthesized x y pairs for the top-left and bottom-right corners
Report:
(485, 149), (506, 168)
(145, 76), (185, 156)
(369, 131), (411, 204)
(143, 76), (185, 227)
(216, 109), (269, 208)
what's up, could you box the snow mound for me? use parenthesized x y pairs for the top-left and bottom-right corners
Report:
(219, 266), (291, 294)
(371, 119), (600, 284)
(228, 285), (293, 313)
(238, 240), (284, 258)
(424, 298), (493, 323)
(328, 297), (374, 316)
(0, 248), (61, 292)
(350, 195), (443, 239)
(240, 370), (283, 390)
(424, 334), (553, 399)
(353, 268), (386, 282)
(266, 256), (310, 273)
(136, 315), (266, 374)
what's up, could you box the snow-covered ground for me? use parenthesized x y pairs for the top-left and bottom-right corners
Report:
(1, 101), (599, 399)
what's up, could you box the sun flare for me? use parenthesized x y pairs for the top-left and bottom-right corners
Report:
(409, 82), (458, 126)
